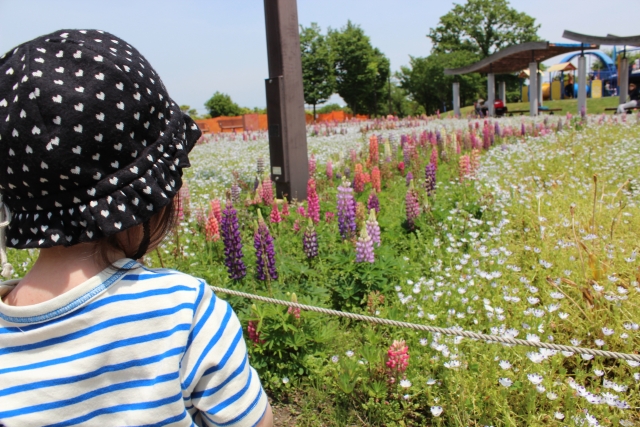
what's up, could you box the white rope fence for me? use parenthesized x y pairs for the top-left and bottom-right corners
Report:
(211, 286), (640, 363)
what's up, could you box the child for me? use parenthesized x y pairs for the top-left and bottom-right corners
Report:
(0, 30), (272, 426)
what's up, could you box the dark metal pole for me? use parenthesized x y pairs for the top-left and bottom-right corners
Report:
(264, 0), (309, 201)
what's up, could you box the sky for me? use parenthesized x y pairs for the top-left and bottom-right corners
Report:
(1, 0), (638, 114)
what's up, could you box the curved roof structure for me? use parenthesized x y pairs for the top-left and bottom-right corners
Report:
(563, 31), (640, 46)
(444, 41), (597, 75)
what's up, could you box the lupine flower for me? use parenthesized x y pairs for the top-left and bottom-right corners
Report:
(287, 293), (301, 319)
(355, 202), (366, 225)
(254, 181), (263, 205)
(405, 171), (413, 187)
(384, 140), (392, 163)
(367, 191), (380, 214)
(425, 163), (436, 196)
(429, 148), (438, 170)
(193, 205), (206, 229)
(354, 163), (365, 193)
(325, 211), (334, 223)
(269, 200), (282, 223)
(371, 166), (381, 193)
(350, 148), (357, 163)
(369, 134), (379, 166)
(405, 180), (421, 230)
(221, 201), (246, 280)
(247, 320), (264, 344)
(308, 153), (316, 175)
(337, 178), (356, 240)
(397, 161), (405, 175)
(470, 149), (480, 175)
(254, 210), (278, 281)
(205, 209), (220, 242)
(281, 198), (290, 216)
(366, 209), (381, 247)
(261, 174), (274, 205)
(306, 178), (320, 224)
(210, 199), (222, 224)
(293, 219), (301, 233)
(459, 155), (471, 180)
(326, 160), (333, 180)
(256, 156), (265, 175)
(355, 226), (375, 263)
(303, 219), (318, 259)
(386, 340), (409, 372)
(231, 182), (241, 205)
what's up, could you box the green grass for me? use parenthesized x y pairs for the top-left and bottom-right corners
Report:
(446, 96), (621, 117)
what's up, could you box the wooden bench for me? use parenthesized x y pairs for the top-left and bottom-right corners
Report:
(508, 108), (562, 116)
(218, 117), (244, 131)
(604, 107), (638, 113)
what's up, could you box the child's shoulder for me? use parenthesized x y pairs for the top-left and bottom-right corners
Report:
(118, 261), (209, 295)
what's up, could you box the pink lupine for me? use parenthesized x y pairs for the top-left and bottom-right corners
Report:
(405, 180), (421, 231)
(429, 148), (438, 170)
(386, 340), (409, 373)
(282, 198), (290, 216)
(261, 174), (274, 205)
(210, 199), (222, 224)
(306, 178), (320, 224)
(459, 155), (471, 180)
(270, 200), (282, 224)
(205, 210), (220, 242)
(326, 160), (333, 180)
(309, 154), (317, 175)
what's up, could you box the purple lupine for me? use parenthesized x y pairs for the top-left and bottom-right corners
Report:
(425, 163), (436, 197)
(494, 121), (501, 138)
(254, 211), (278, 281)
(405, 171), (413, 187)
(337, 178), (357, 240)
(366, 209), (381, 247)
(303, 219), (318, 258)
(405, 180), (421, 231)
(520, 122), (526, 136)
(367, 191), (380, 214)
(355, 227), (375, 263)
(221, 201), (246, 280)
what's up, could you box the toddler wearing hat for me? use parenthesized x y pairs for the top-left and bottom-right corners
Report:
(0, 30), (272, 426)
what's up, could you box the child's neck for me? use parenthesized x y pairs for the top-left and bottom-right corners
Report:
(2, 244), (116, 307)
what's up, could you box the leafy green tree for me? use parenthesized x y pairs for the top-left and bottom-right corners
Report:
(328, 21), (390, 115)
(399, 52), (483, 114)
(180, 105), (201, 119)
(300, 23), (335, 119)
(428, 0), (540, 57)
(204, 92), (242, 118)
(317, 103), (344, 114)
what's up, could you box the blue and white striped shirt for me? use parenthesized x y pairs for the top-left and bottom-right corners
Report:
(0, 258), (268, 426)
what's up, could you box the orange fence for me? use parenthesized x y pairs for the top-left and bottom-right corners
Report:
(195, 111), (368, 134)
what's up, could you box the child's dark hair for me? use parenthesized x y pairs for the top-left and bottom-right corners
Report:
(95, 199), (177, 266)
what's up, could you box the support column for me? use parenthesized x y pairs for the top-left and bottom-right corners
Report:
(498, 81), (506, 103)
(264, 0), (308, 201)
(538, 75), (544, 107)
(529, 62), (538, 116)
(487, 73), (495, 116)
(578, 55), (587, 115)
(453, 82), (460, 117)
(619, 57), (629, 107)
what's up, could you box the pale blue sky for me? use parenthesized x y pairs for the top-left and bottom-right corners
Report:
(1, 0), (638, 113)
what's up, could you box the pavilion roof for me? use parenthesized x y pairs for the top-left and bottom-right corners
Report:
(563, 31), (640, 47)
(444, 41), (597, 75)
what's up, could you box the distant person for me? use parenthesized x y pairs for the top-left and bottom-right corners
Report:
(475, 98), (488, 117)
(617, 82), (640, 113)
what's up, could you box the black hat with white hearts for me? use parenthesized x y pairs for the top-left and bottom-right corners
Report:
(0, 29), (201, 250)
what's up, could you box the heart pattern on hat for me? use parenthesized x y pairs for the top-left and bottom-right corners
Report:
(0, 29), (201, 249)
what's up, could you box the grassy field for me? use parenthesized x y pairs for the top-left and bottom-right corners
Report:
(447, 96), (622, 117)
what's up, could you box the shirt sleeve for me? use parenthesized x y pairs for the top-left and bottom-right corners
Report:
(181, 280), (268, 427)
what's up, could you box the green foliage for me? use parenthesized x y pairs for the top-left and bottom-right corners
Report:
(328, 21), (390, 116)
(300, 23), (335, 116)
(204, 91), (242, 118)
(180, 104), (203, 119)
(399, 52), (483, 114)
(427, 0), (540, 57)
(316, 103), (345, 114)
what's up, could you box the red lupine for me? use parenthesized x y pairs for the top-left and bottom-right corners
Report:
(371, 166), (381, 193)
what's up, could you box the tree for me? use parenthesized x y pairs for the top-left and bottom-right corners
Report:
(204, 92), (242, 118)
(399, 52), (483, 114)
(428, 0), (540, 58)
(328, 21), (390, 115)
(300, 23), (335, 119)
(180, 105), (201, 119)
